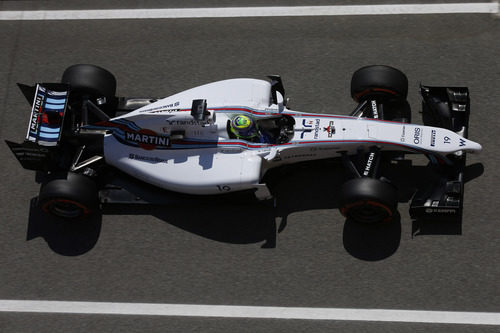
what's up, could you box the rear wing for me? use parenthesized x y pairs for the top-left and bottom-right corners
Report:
(25, 83), (69, 146)
(5, 83), (70, 171)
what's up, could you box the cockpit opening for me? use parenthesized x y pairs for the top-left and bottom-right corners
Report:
(227, 114), (295, 144)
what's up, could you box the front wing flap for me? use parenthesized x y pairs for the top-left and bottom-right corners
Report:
(409, 157), (465, 222)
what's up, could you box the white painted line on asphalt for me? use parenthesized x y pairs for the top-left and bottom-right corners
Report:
(0, 3), (498, 20)
(1, 300), (499, 325)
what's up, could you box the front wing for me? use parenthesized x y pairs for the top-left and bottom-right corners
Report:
(409, 86), (475, 222)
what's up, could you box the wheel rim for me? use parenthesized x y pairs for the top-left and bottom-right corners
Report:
(342, 200), (393, 224)
(42, 199), (89, 218)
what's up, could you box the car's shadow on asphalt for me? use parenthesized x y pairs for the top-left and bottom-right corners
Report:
(100, 159), (348, 249)
(26, 198), (102, 256)
(343, 214), (401, 261)
(26, 160), (484, 260)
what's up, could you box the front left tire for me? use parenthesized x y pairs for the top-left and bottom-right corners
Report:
(339, 177), (398, 224)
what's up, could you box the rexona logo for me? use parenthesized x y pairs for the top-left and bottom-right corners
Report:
(430, 130), (436, 147)
(124, 129), (170, 150)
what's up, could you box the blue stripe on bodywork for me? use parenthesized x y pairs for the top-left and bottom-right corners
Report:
(40, 126), (60, 133)
(114, 119), (141, 131)
(44, 103), (65, 110)
(38, 132), (59, 139)
(46, 97), (66, 104)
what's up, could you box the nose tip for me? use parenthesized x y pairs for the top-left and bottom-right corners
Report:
(466, 140), (482, 153)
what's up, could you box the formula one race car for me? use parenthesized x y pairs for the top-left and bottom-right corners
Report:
(6, 64), (481, 224)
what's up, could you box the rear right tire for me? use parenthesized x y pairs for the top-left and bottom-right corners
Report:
(61, 64), (117, 117)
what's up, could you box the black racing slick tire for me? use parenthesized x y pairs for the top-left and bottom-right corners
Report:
(351, 65), (408, 102)
(62, 64), (116, 101)
(339, 177), (398, 224)
(61, 64), (117, 115)
(39, 173), (99, 220)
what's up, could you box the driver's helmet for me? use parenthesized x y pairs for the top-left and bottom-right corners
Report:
(230, 115), (258, 139)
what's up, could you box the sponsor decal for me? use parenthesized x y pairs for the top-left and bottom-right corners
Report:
(139, 101), (181, 113)
(425, 208), (458, 214)
(124, 129), (170, 150)
(23, 152), (45, 157)
(400, 126), (406, 142)
(30, 93), (44, 133)
(14, 151), (46, 158)
(310, 147), (337, 152)
(149, 108), (180, 114)
(219, 148), (242, 154)
(10, 146), (49, 153)
(313, 119), (321, 139)
(129, 153), (168, 164)
(323, 121), (335, 137)
(302, 119), (313, 127)
(430, 130), (436, 147)
(283, 153), (316, 160)
(86, 119), (176, 150)
(28, 91), (46, 139)
(371, 100), (379, 118)
(300, 119), (315, 138)
(165, 119), (205, 126)
(459, 138), (466, 147)
(363, 152), (376, 176)
(413, 127), (422, 144)
(216, 185), (231, 192)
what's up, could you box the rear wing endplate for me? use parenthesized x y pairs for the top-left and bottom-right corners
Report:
(26, 83), (70, 146)
(5, 83), (70, 171)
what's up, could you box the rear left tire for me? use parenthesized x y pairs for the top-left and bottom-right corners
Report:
(39, 173), (99, 220)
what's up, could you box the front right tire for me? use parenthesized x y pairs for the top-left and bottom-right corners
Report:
(351, 65), (408, 102)
(351, 65), (411, 122)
